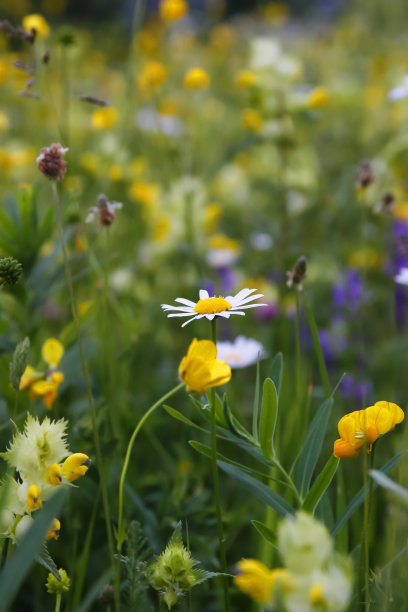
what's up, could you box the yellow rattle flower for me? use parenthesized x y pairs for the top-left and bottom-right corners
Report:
(62, 453), (90, 482)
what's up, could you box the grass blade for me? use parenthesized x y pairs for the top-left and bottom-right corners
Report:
(302, 455), (339, 513)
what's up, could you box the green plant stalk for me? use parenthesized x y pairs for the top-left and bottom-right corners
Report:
(116, 382), (184, 552)
(210, 319), (230, 612)
(55, 593), (61, 612)
(359, 445), (376, 612)
(305, 298), (331, 398)
(51, 182), (117, 608)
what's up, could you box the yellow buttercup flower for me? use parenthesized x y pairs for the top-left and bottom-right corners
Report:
(178, 339), (231, 394)
(235, 70), (257, 89)
(234, 559), (291, 604)
(159, 0), (188, 22)
(22, 14), (50, 38)
(27, 484), (42, 511)
(62, 453), (90, 482)
(242, 108), (262, 132)
(42, 338), (64, 369)
(46, 463), (63, 487)
(46, 518), (61, 540)
(307, 87), (330, 110)
(183, 68), (210, 90)
(91, 107), (118, 130)
(333, 401), (404, 458)
(138, 62), (167, 89)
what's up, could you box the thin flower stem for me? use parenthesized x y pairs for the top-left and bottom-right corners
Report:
(274, 459), (302, 506)
(51, 183), (117, 607)
(116, 382), (185, 553)
(210, 319), (230, 612)
(359, 445), (376, 611)
(55, 593), (61, 612)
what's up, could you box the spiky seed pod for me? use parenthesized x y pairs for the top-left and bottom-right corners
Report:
(9, 337), (30, 391)
(0, 256), (23, 287)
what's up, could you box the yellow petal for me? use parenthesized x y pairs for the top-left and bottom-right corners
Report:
(19, 365), (43, 390)
(187, 339), (217, 361)
(333, 438), (362, 458)
(42, 338), (64, 368)
(337, 413), (358, 445)
(31, 380), (55, 396)
(364, 405), (393, 435)
(374, 401), (404, 428)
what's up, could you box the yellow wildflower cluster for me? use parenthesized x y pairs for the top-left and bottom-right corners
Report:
(19, 338), (65, 409)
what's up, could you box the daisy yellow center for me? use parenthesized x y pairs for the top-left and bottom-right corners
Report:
(194, 296), (232, 314)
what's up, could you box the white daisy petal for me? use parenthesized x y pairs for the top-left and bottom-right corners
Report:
(161, 305), (195, 312)
(216, 312), (231, 318)
(199, 289), (209, 300)
(175, 298), (197, 307)
(181, 316), (200, 327)
(227, 288), (257, 303)
(167, 313), (196, 318)
(206, 314), (215, 320)
(233, 293), (265, 306)
(235, 303), (267, 309)
(228, 311), (246, 316)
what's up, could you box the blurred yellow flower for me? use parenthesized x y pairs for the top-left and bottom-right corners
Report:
(333, 401), (404, 458)
(307, 87), (330, 109)
(20, 339), (65, 410)
(0, 111), (10, 131)
(392, 202), (408, 220)
(159, 0), (188, 22)
(209, 25), (236, 51)
(235, 70), (257, 89)
(91, 107), (118, 130)
(80, 152), (99, 176)
(183, 68), (210, 90)
(129, 182), (160, 207)
(138, 61), (167, 89)
(348, 248), (383, 269)
(22, 14), (50, 37)
(42, 338), (64, 368)
(130, 156), (148, 176)
(204, 203), (222, 233)
(152, 217), (170, 243)
(108, 164), (123, 181)
(234, 559), (291, 604)
(178, 339), (231, 394)
(209, 233), (240, 252)
(242, 108), (262, 132)
(46, 518), (61, 540)
(0, 62), (6, 86)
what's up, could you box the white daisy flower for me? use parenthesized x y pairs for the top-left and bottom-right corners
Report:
(216, 336), (266, 369)
(161, 288), (266, 327)
(394, 268), (408, 286)
(388, 76), (408, 101)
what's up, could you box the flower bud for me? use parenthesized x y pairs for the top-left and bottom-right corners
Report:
(9, 336), (30, 391)
(0, 256), (23, 287)
(46, 569), (70, 594)
(36, 143), (68, 181)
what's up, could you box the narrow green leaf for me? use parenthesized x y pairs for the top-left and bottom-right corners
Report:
(163, 405), (208, 432)
(332, 452), (402, 536)
(302, 455), (339, 513)
(305, 300), (331, 397)
(0, 488), (67, 611)
(252, 356), (261, 442)
(36, 543), (60, 580)
(268, 352), (283, 397)
(189, 441), (270, 479)
(295, 398), (334, 496)
(369, 470), (408, 502)
(259, 378), (278, 461)
(216, 429), (274, 467)
(223, 398), (253, 442)
(217, 460), (295, 517)
(251, 520), (277, 547)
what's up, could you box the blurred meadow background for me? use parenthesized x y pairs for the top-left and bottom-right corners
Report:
(1, 0), (408, 610)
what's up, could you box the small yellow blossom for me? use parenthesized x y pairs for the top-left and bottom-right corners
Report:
(178, 339), (231, 394)
(0, 111), (10, 131)
(27, 484), (42, 511)
(42, 338), (64, 368)
(234, 559), (291, 604)
(235, 70), (257, 89)
(333, 401), (404, 458)
(204, 203), (222, 233)
(108, 165), (123, 182)
(91, 107), (118, 130)
(159, 0), (188, 22)
(309, 582), (325, 606)
(46, 518), (61, 540)
(138, 61), (167, 89)
(183, 68), (210, 90)
(129, 182), (160, 208)
(62, 453), (90, 482)
(19, 365), (43, 390)
(242, 108), (262, 132)
(152, 217), (170, 243)
(307, 87), (330, 110)
(46, 464), (63, 487)
(209, 25), (236, 51)
(80, 152), (99, 176)
(22, 14), (50, 37)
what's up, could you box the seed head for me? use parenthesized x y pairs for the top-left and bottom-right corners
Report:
(36, 143), (68, 181)
(0, 256), (23, 287)
(287, 256), (307, 291)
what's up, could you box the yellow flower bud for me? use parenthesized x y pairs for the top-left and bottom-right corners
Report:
(46, 463), (63, 486)
(46, 568), (70, 594)
(46, 518), (61, 540)
(27, 484), (42, 511)
(62, 453), (90, 482)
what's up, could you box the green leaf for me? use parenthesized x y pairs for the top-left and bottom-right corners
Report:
(189, 441), (270, 480)
(295, 398), (333, 496)
(163, 405), (208, 432)
(305, 300), (331, 397)
(332, 452), (402, 536)
(252, 356), (261, 442)
(251, 520), (277, 547)
(216, 429), (272, 467)
(268, 352), (283, 397)
(0, 488), (67, 610)
(369, 470), (408, 502)
(36, 543), (60, 580)
(217, 460), (295, 517)
(223, 396), (253, 442)
(259, 378), (278, 461)
(302, 455), (339, 513)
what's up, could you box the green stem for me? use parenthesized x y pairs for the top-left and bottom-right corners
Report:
(210, 319), (230, 612)
(359, 445), (376, 611)
(51, 182), (116, 608)
(116, 382), (184, 552)
(274, 459), (302, 506)
(55, 593), (61, 612)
